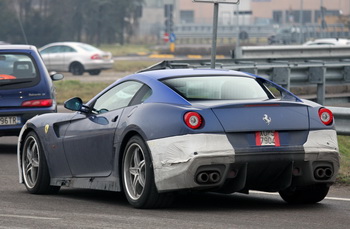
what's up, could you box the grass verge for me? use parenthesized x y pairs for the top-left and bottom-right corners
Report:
(99, 44), (154, 57)
(54, 80), (110, 104)
(113, 60), (159, 72)
(337, 135), (350, 184)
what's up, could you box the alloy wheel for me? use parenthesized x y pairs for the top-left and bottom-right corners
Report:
(22, 136), (40, 189)
(123, 142), (146, 200)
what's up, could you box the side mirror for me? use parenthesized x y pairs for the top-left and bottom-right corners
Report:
(50, 72), (64, 81)
(64, 97), (83, 111)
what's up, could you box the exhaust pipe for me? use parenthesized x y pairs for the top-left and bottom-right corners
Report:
(314, 168), (325, 179)
(314, 167), (333, 180)
(209, 171), (221, 183)
(196, 172), (209, 184)
(196, 171), (221, 184)
(324, 168), (333, 178)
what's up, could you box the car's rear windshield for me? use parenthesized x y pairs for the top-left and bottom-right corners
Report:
(161, 76), (269, 101)
(0, 54), (39, 89)
(77, 43), (101, 52)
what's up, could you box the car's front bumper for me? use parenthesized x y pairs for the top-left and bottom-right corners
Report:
(147, 130), (340, 192)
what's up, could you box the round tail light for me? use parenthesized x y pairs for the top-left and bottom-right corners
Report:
(184, 112), (202, 129)
(318, 108), (333, 125)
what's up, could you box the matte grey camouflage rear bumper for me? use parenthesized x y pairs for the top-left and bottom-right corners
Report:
(147, 130), (340, 192)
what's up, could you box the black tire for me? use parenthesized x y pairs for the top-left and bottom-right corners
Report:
(21, 131), (60, 194)
(88, 70), (101, 75)
(70, 62), (84, 75)
(279, 184), (329, 204)
(121, 135), (172, 208)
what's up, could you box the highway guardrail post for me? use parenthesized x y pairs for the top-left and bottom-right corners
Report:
(272, 67), (291, 90)
(309, 66), (326, 105)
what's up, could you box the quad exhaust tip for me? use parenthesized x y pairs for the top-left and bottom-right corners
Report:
(314, 167), (333, 180)
(196, 171), (221, 184)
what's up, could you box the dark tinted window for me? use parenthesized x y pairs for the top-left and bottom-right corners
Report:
(0, 54), (39, 89)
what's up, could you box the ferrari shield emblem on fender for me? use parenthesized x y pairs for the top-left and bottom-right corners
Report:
(262, 114), (271, 125)
(45, 124), (49, 134)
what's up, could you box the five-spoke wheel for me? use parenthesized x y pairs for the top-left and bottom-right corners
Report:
(21, 131), (60, 194)
(123, 141), (146, 200)
(122, 135), (172, 208)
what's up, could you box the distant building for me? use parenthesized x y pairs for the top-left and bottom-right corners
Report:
(139, 0), (251, 40)
(251, 0), (349, 26)
(138, 0), (350, 42)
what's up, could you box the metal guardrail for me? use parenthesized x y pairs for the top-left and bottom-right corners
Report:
(328, 107), (350, 135)
(142, 45), (350, 134)
(233, 45), (350, 60)
(143, 58), (350, 105)
(143, 45), (350, 105)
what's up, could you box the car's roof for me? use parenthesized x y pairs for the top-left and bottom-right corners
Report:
(0, 45), (37, 51)
(41, 42), (87, 47)
(303, 38), (350, 45)
(133, 68), (252, 81)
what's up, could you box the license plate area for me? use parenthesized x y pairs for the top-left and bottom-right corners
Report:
(0, 116), (20, 126)
(256, 131), (280, 146)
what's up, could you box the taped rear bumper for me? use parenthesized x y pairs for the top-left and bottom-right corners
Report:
(147, 130), (340, 192)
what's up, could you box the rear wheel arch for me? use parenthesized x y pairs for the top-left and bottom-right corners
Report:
(118, 130), (150, 176)
(120, 133), (172, 208)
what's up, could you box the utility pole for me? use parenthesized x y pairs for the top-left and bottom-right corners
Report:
(235, 3), (240, 52)
(192, 0), (240, 69)
(211, 3), (219, 69)
(299, 0), (304, 44)
(320, 0), (326, 38)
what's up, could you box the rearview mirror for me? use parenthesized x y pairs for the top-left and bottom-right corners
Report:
(64, 97), (83, 111)
(50, 72), (64, 81)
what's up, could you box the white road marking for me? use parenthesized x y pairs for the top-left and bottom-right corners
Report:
(325, 197), (350, 202)
(0, 214), (60, 220)
(250, 191), (350, 202)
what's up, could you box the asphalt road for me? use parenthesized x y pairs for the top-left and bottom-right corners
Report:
(1, 136), (350, 229)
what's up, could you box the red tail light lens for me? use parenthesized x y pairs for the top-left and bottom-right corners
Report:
(22, 99), (53, 107)
(91, 54), (102, 60)
(184, 112), (202, 129)
(318, 108), (333, 125)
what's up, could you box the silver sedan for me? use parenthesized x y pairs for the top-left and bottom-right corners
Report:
(39, 42), (114, 75)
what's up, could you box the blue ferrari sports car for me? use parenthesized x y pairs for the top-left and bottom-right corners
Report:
(17, 68), (340, 208)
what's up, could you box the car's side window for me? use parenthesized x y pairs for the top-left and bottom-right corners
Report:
(61, 46), (76, 53)
(92, 81), (144, 113)
(41, 46), (59, 54)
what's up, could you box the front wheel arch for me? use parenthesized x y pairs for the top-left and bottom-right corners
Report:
(20, 130), (60, 194)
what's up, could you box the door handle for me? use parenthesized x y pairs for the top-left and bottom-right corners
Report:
(112, 115), (118, 122)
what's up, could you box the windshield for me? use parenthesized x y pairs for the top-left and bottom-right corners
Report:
(0, 54), (39, 88)
(161, 76), (270, 101)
